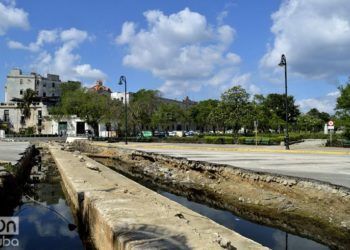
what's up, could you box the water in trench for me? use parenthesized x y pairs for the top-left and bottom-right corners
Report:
(3, 156), (86, 250)
(93, 157), (330, 250)
(159, 191), (328, 250)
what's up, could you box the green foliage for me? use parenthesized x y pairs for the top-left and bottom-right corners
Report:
(204, 136), (234, 144)
(129, 89), (160, 131)
(263, 93), (300, 124)
(50, 86), (122, 135)
(151, 103), (185, 130)
(18, 89), (37, 120)
(307, 108), (330, 123)
(336, 82), (350, 139)
(189, 99), (218, 132)
(215, 86), (250, 134)
(59, 81), (81, 95)
(297, 114), (324, 132)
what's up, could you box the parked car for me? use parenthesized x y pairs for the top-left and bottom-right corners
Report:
(168, 131), (176, 137)
(154, 131), (166, 138)
(185, 130), (196, 137)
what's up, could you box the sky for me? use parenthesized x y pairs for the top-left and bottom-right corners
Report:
(0, 0), (349, 113)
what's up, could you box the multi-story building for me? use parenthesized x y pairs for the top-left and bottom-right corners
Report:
(0, 101), (54, 134)
(0, 68), (62, 134)
(5, 68), (62, 103)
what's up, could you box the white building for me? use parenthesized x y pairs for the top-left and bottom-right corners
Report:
(111, 92), (131, 104)
(0, 101), (55, 134)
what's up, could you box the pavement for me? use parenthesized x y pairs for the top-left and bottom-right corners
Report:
(94, 140), (350, 188)
(0, 141), (30, 164)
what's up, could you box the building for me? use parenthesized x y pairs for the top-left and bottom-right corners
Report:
(111, 91), (197, 132)
(88, 80), (112, 96)
(1, 68), (62, 134)
(5, 68), (62, 103)
(0, 101), (55, 134)
(111, 91), (196, 109)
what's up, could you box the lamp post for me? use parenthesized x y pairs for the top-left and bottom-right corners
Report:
(118, 75), (128, 145)
(278, 54), (290, 150)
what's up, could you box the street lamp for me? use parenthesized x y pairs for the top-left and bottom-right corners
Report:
(118, 75), (128, 145)
(278, 54), (290, 150)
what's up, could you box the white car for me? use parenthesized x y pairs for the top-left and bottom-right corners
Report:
(168, 131), (176, 137)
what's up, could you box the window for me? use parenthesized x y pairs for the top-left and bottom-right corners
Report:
(38, 110), (42, 119)
(43, 83), (46, 87)
(52, 93), (55, 97)
(20, 89), (23, 95)
(4, 110), (9, 122)
(43, 92), (46, 97)
(20, 79), (23, 84)
(52, 82), (55, 88)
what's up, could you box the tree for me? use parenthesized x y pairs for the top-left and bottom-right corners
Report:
(307, 108), (330, 123)
(262, 93), (300, 131)
(250, 95), (271, 132)
(297, 114), (323, 132)
(51, 87), (122, 136)
(59, 81), (81, 95)
(151, 103), (185, 131)
(18, 89), (37, 123)
(335, 82), (350, 138)
(128, 89), (160, 132)
(190, 99), (219, 132)
(219, 86), (250, 135)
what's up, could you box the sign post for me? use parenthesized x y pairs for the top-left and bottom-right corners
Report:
(327, 121), (335, 146)
(254, 121), (258, 146)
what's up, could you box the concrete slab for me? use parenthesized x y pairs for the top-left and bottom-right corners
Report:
(99, 142), (350, 188)
(49, 145), (267, 250)
(0, 141), (30, 164)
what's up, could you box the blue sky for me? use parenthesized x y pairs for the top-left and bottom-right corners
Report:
(1, 0), (349, 113)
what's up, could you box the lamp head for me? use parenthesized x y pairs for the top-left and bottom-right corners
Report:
(278, 54), (286, 67)
(119, 75), (126, 85)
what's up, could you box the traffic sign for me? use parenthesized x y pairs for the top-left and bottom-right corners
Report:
(327, 120), (335, 130)
(327, 120), (334, 126)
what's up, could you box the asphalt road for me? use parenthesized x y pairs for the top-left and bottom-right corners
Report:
(0, 141), (30, 164)
(108, 142), (350, 189)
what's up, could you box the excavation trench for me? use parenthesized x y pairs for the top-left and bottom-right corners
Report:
(75, 143), (350, 250)
(0, 145), (91, 249)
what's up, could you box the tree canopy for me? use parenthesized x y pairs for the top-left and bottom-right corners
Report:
(50, 83), (122, 135)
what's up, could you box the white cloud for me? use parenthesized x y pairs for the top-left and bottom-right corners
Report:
(8, 28), (106, 81)
(116, 8), (251, 96)
(260, 0), (350, 81)
(297, 90), (340, 114)
(217, 73), (260, 95)
(8, 29), (58, 52)
(0, 0), (29, 35)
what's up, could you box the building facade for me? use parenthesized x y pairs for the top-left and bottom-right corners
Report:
(5, 69), (62, 102)
(0, 101), (54, 134)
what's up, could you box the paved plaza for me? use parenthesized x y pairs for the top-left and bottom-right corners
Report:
(0, 141), (30, 164)
(101, 142), (350, 188)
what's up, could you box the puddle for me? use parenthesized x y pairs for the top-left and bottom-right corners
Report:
(2, 151), (86, 250)
(160, 191), (328, 250)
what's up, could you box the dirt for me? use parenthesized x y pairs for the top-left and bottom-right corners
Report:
(70, 143), (350, 250)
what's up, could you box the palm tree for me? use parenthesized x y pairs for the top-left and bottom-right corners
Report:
(18, 89), (37, 124)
